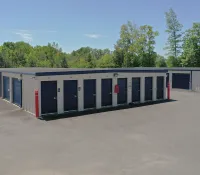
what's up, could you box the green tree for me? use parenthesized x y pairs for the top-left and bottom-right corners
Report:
(113, 47), (124, 67)
(59, 53), (68, 68)
(156, 55), (167, 67)
(97, 54), (115, 68)
(85, 53), (96, 68)
(114, 21), (158, 67)
(139, 25), (158, 67)
(165, 8), (183, 59)
(166, 55), (181, 67)
(181, 23), (200, 67)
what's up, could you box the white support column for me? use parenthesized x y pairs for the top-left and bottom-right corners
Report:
(127, 77), (132, 104)
(190, 72), (192, 90)
(140, 76), (145, 103)
(57, 80), (64, 114)
(96, 78), (101, 109)
(9, 77), (12, 103)
(78, 79), (84, 111)
(153, 75), (157, 101)
(164, 75), (167, 99)
(112, 77), (118, 107)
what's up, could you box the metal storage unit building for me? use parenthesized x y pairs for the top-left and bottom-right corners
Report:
(0, 68), (167, 118)
(167, 68), (200, 92)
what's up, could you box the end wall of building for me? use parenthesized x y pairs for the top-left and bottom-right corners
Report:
(1, 72), (22, 103)
(1, 72), (39, 115)
(192, 71), (200, 92)
(22, 75), (39, 115)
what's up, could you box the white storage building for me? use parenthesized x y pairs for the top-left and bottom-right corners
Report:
(0, 68), (167, 118)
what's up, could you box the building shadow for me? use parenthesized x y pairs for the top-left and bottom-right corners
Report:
(42, 99), (177, 121)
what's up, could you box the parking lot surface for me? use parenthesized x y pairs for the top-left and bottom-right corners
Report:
(0, 90), (200, 175)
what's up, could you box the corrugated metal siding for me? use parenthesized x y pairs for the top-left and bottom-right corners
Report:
(166, 73), (169, 87)
(22, 75), (37, 115)
(192, 71), (200, 92)
(41, 81), (58, 114)
(101, 79), (112, 106)
(132, 77), (140, 102)
(3, 76), (10, 100)
(172, 73), (190, 89)
(64, 80), (78, 111)
(145, 77), (153, 101)
(117, 78), (127, 104)
(157, 76), (164, 99)
(84, 79), (96, 109)
(12, 78), (22, 107)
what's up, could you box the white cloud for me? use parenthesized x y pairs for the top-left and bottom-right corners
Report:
(84, 34), (103, 39)
(28, 30), (57, 33)
(45, 30), (57, 33)
(15, 31), (33, 42)
(12, 29), (58, 42)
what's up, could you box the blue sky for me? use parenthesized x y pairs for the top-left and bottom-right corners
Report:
(1, 0), (200, 55)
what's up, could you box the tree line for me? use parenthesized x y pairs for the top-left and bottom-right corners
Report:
(0, 8), (200, 68)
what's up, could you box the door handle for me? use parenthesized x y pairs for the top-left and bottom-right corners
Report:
(54, 97), (57, 100)
(109, 92), (112, 95)
(74, 95), (77, 98)
(93, 94), (96, 96)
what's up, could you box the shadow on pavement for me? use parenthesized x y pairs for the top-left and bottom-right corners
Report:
(42, 99), (177, 121)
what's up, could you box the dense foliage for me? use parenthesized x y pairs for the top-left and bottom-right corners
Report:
(0, 8), (200, 68)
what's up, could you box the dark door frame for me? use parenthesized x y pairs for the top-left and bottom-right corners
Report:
(117, 78), (127, 105)
(101, 78), (113, 107)
(157, 76), (164, 100)
(84, 79), (96, 109)
(3, 76), (10, 101)
(64, 80), (78, 112)
(145, 77), (153, 101)
(132, 77), (141, 103)
(172, 73), (190, 90)
(41, 81), (58, 115)
(12, 78), (22, 107)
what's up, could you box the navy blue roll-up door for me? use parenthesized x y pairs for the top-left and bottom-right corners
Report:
(12, 78), (22, 107)
(132, 77), (140, 102)
(166, 73), (169, 87)
(145, 77), (153, 101)
(41, 81), (57, 115)
(157, 76), (164, 100)
(84, 79), (96, 109)
(0, 72), (2, 97)
(172, 73), (190, 90)
(117, 78), (127, 104)
(64, 80), (78, 111)
(101, 79), (112, 107)
(3, 76), (10, 100)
